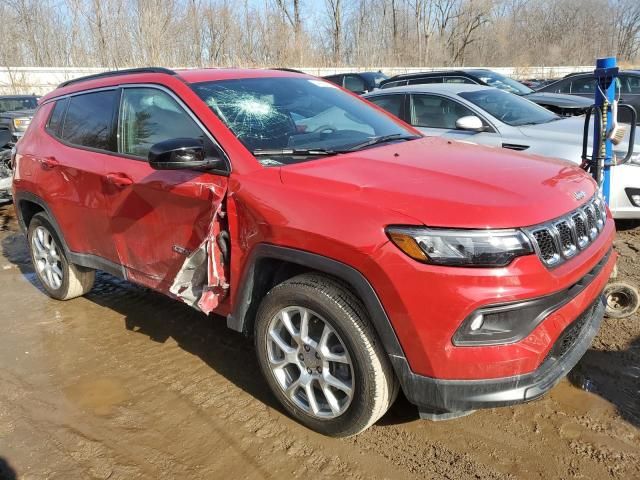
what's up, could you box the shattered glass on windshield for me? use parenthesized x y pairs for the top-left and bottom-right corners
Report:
(192, 77), (415, 164)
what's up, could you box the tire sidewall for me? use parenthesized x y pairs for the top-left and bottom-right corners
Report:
(27, 214), (71, 299)
(255, 284), (377, 437)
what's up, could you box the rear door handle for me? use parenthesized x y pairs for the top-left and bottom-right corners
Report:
(39, 156), (59, 169)
(106, 172), (133, 188)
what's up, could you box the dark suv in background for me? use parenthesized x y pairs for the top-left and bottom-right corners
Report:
(538, 70), (640, 123)
(323, 71), (388, 94)
(380, 69), (592, 116)
(0, 94), (38, 202)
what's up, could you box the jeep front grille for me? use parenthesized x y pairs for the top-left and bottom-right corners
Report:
(524, 195), (607, 267)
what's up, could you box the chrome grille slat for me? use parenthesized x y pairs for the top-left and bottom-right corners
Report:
(524, 195), (605, 268)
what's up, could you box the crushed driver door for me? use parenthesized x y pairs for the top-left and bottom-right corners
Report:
(104, 86), (229, 313)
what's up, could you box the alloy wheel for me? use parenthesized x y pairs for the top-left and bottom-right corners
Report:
(266, 306), (354, 418)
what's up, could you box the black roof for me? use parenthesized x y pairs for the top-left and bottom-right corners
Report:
(58, 67), (178, 88)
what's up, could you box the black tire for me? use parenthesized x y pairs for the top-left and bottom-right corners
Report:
(255, 273), (398, 437)
(27, 212), (95, 300)
(604, 282), (639, 319)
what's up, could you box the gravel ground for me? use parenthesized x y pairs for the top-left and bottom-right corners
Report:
(0, 204), (638, 480)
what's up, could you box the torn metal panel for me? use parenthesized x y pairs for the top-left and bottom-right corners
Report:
(170, 202), (229, 314)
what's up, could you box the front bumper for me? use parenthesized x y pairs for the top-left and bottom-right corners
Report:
(391, 294), (605, 411)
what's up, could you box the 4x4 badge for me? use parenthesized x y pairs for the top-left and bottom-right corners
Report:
(573, 190), (586, 201)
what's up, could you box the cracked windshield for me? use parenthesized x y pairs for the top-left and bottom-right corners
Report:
(192, 77), (418, 165)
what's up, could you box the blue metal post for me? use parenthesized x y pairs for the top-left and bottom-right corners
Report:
(592, 57), (618, 204)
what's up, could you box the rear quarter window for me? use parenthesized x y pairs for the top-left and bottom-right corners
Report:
(61, 90), (118, 151)
(46, 98), (68, 137)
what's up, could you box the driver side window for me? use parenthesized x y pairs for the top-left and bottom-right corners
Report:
(119, 87), (204, 158)
(410, 94), (475, 129)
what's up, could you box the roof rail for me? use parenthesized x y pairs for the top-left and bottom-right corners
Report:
(58, 67), (178, 88)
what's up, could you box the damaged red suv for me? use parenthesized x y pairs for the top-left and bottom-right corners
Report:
(13, 68), (615, 437)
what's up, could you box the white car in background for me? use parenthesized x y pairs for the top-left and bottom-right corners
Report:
(364, 84), (640, 219)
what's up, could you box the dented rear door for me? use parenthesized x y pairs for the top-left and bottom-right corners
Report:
(104, 86), (228, 307)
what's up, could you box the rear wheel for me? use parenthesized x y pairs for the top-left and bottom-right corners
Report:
(27, 213), (95, 300)
(255, 273), (398, 437)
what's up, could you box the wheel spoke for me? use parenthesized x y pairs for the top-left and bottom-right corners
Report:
(45, 267), (55, 288)
(279, 309), (299, 341)
(299, 308), (318, 348)
(321, 384), (341, 415)
(324, 350), (349, 364)
(285, 378), (302, 400)
(304, 382), (320, 415)
(323, 372), (352, 397)
(51, 265), (63, 288)
(269, 327), (296, 356)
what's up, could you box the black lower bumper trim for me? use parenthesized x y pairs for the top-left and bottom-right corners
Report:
(391, 295), (605, 412)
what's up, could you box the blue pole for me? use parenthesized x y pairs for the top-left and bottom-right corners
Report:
(592, 57), (618, 204)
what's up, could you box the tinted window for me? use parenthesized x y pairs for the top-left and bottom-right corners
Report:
(62, 90), (117, 151)
(621, 75), (640, 94)
(408, 77), (442, 85)
(411, 94), (476, 129)
(192, 77), (415, 164)
(344, 75), (366, 92)
(324, 75), (343, 86)
(459, 89), (558, 126)
(473, 70), (534, 95)
(570, 77), (595, 94)
(46, 98), (68, 136)
(368, 95), (404, 118)
(557, 80), (572, 94)
(380, 80), (407, 89)
(0, 96), (37, 113)
(444, 77), (476, 85)
(119, 88), (204, 158)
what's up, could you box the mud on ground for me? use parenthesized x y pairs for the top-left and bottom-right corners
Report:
(0, 204), (638, 480)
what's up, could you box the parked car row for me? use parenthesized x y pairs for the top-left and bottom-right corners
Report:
(363, 84), (640, 219)
(325, 69), (593, 116)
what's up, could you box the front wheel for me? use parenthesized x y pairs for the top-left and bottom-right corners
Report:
(255, 273), (398, 437)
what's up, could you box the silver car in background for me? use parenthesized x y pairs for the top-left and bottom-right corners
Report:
(364, 84), (640, 219)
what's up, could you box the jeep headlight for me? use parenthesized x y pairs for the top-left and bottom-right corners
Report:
(12, 117), (31, 130)
(387, 227), (533, 267)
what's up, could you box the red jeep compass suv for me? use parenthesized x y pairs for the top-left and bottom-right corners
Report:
(12, 67), (615, 437)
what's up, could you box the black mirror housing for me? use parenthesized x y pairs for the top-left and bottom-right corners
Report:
(148, 138), (223, 170)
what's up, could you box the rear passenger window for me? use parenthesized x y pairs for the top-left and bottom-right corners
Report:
(368, 95), (404, 119)
(118, 88), (203, 158)
(62, 90), (118, 151)
(46, 98), (68, 136)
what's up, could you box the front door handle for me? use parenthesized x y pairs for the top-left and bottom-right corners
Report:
(106, 172), (133, 188)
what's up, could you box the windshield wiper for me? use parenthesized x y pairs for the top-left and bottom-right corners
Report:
(345, 133), (419, 152)
(252, 148), (339, 157)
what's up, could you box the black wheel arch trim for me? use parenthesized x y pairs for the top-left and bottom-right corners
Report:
(13, 191), (126, 279)
(226, 243), (406, 361)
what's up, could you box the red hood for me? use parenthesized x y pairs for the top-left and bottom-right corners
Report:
(279, 137), (597, 229)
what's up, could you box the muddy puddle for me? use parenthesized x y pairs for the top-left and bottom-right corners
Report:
(0, 204), (638, 479)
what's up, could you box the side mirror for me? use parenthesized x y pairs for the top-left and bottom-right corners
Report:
(148, 138), (224, 170)
(455, 116), (485, 132)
